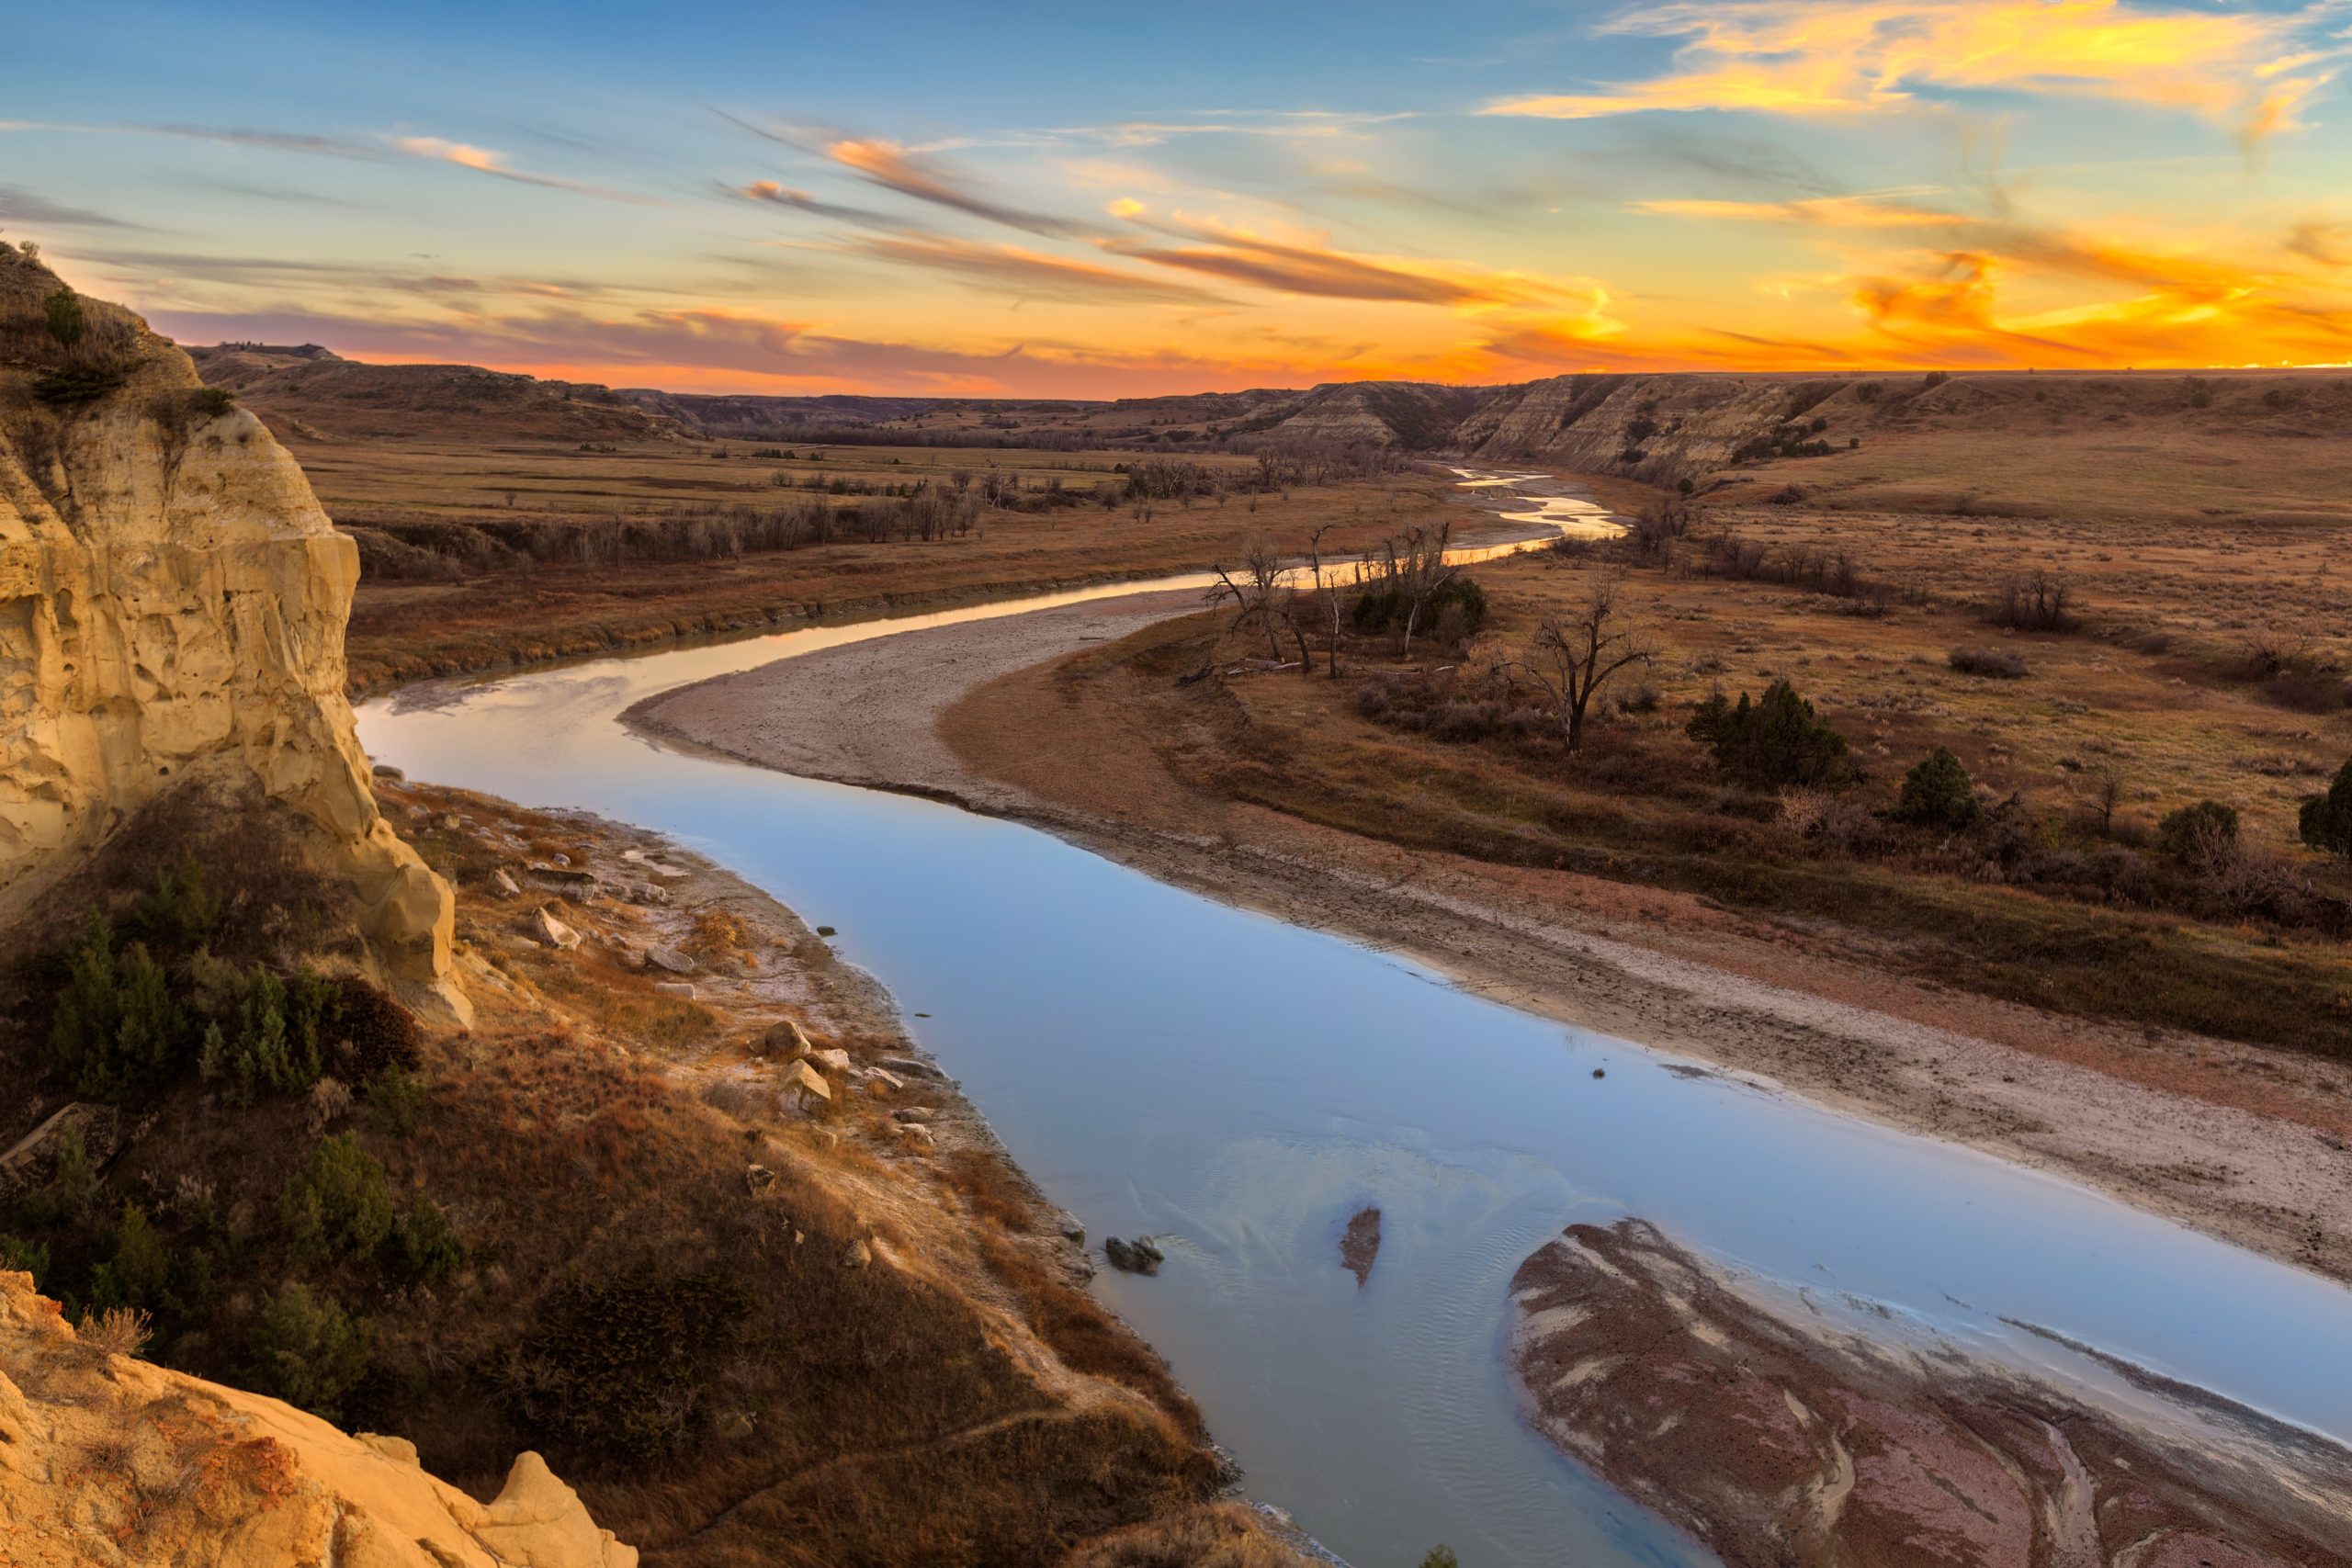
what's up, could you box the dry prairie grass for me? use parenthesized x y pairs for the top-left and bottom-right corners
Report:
(1096, 483), (2352, 1055)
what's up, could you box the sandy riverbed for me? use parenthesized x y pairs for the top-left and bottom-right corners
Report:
(624, 590), (2352, 1284)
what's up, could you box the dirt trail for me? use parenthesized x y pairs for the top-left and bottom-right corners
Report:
(625, 592), (2352, 1284)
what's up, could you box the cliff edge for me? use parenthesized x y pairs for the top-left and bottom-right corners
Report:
(0, 1269), (632, 1567)
(0, 246), (465, 1023)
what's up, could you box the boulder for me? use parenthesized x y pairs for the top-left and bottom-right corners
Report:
(0, 251), (466, 1024)
(530, 907), (581, 950)
(1104, 1235), (1164, 1275)
(371, 763), (405, 782)
(760, 1018), (815, 1057)
(862, 1066), (906, 1092)
(471, 1451), (639, 1568)
(491, 868), (523, 897)
(809, 1047), (852, 1074)
(644, 944), (695, 976)
(779, 1059), (831, 1108)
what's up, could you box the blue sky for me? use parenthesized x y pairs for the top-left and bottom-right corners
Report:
(7, 0), (2349, 392)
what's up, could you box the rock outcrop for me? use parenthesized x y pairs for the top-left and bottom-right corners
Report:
(1510, 1218), (2352, 1568)
(0, 247), (466, 1022)
(0, 1269), (632, 1567)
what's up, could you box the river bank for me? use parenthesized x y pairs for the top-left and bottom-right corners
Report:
(624, 590), (2352, 1289)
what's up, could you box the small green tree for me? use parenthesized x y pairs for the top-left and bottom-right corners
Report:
(249, 1282), (370, 1419)
(1419, 1550), (1461, 1568)
(1894, 748), (1979, 829)
(2156, 800), (2240, 867)
(50, 913), (186, 1100)
(43, 286), (85, 347)
(108, 1202), (171, 1306)
(280, 1134), (394, 1262)
(393, 1196), (463, 1281)
(1687, 678), (1851, 788)
(2300, 757), (2352, 861)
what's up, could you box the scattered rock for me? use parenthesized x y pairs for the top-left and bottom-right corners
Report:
(878, 1056), (941, 1080)
(371, 762), (405, 781)
(527, 863), (600, 897)
(530, 907), (581, 950)
(761, 1018), (815, 1057)
(1053, 1210), (1086, 1245)
(816, 925), (837, 937)
(893, 1122), (935, 1147)
(744, 1164), (777, 1195)
(1104, 1235), (1164, 1275)
(842, 1238), (872, 1269)
(1340, 1206), (1382, 1288)
(644, 944), (695, 976)
(618, 947), (647, 971)
(492, 868), (523, 897)
(653, 981), (696, 1000)
(810, 1047), (852, 1073)
(779, 1059), (831, 1108)
(863, 1066), (906, 1092)
(435, 813), (462, 831)
(891, 1107), (936, 1123)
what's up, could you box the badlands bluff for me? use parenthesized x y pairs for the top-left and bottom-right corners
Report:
(0, 1269), (631, 1567)
(0, 247), (464, 1022)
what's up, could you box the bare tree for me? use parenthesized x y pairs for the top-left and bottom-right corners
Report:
(1394, 522), (1459, 660)
(1207, 539), (1311, 671)
(1503, 577), (1654, 752)
(1305, 524), (1346, 678)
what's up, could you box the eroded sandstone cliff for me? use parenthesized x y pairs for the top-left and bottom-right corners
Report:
(0, 246), (464, 1021)
(0, 1269), (632, 1567)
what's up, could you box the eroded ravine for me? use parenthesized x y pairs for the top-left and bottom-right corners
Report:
(359, 471), (2352, 1568)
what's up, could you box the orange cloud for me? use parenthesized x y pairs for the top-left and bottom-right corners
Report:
(823, 139), (1085, 236)
(1104, 213), (1602, 310)
(1484, 0), (2340, 141)
(1633, 195), (1968, 229)
(840, 232), (1231, 305)
(387, 136), (652, 203)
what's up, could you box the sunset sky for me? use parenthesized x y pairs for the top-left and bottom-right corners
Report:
(6, 0), (2351, 395)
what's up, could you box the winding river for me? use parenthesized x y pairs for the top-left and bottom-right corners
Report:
(358, 472), (2352, 1567)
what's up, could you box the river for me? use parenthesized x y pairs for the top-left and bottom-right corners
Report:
(356, 471), (2352, 1568)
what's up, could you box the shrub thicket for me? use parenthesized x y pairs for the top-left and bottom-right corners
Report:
(2156, 800), (2240, 866)
(1895, 749), (1981, 829)
(1687, 679), (1852, 788)
(249, 1282), (371, 1421)
(2298, 758), (2352, 860)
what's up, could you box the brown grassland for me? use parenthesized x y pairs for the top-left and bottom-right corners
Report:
(274, 428), (1468, 694)
(1043, 480), (2352, 1058)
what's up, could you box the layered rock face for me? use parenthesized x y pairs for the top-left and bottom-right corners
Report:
(0, 249), (463, 1021)
(1510, 1219), (2352, 1568)
(0, 1269), (632, 1567)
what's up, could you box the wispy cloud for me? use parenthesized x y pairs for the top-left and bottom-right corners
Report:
(1633, 195), (1967, 229)
(834, 231), (1231, 305)
(1483, 0), (2344, 143)
(386, 136), (658, 203)
(0, 185), (137, 228)
(727, 179), (906, 229)
(823, 139), (1088, 236)
(1104, 210), (1597, 309)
